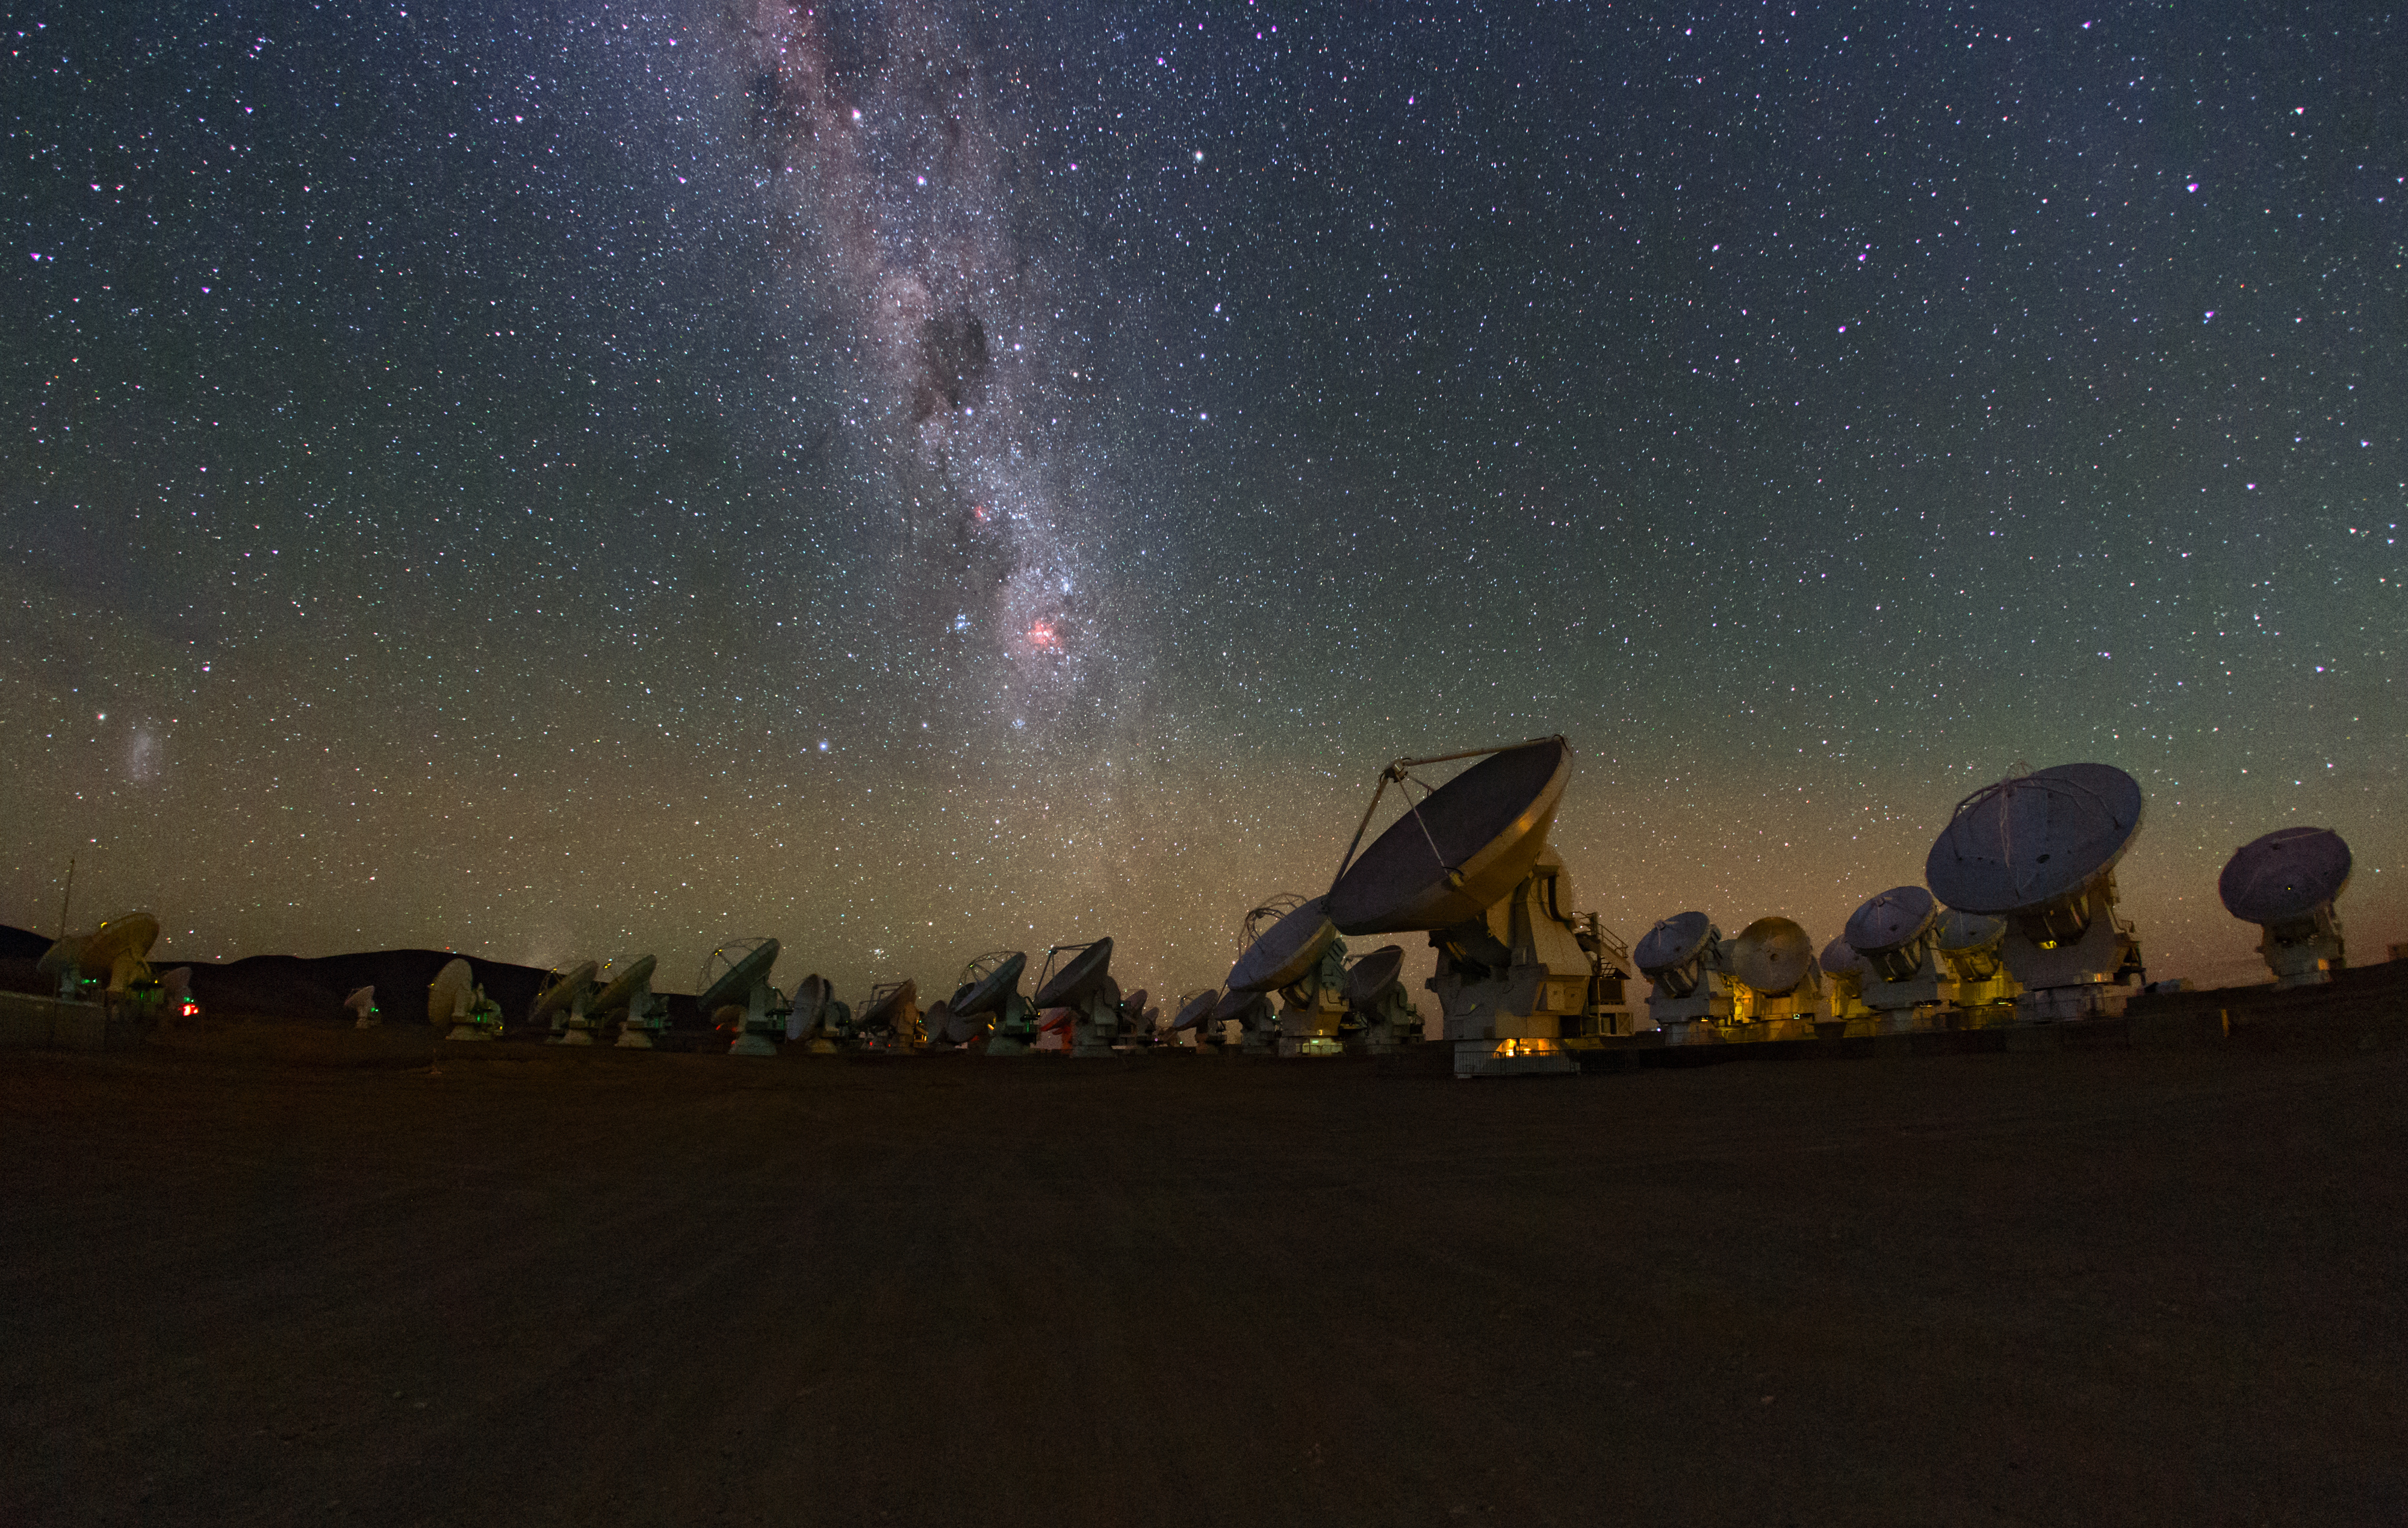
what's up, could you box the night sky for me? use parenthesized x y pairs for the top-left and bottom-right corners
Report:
(6, 0), (2403, 1001)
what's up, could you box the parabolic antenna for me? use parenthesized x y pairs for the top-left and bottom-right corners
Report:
(1344, 944), (1406, 1010)
(1228, 896), (1338, 993)
(1634, 912), (1715, 977)
(82, 912), (161, 990)
(1926, 763), (2145, 915)
(1728, 917), (1816, 997)
(589, 954), (659, 1013)
(1034, 939), (1113, 1008)
(1171, 990), (1219, 1033)
(37, 936), (85, 980)
(1820, 937), (1871, 980)
(1119, 987), (1150, 1023)
(344, 986), (377, 1019)
(1934, 908), (2006, 956)
(428, 958), (477, 1023)
(2218, 827), (2352, 925)
(531, 960), (600, 1023)
(1845, 886), (1939, 956)
(955, 951), (1028, 1017)
(1326, 737), (1572, 935)
(1214, 987), (1268, 1021)
(795, 972), (832, 1013)
(857, 978), (918, 1032)
(698, 939), (780, 1014)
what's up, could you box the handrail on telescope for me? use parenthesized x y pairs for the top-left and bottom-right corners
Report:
(1324, 736), (1569, 896)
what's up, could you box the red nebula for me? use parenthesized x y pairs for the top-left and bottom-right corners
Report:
(1029, 620), (1062, 652)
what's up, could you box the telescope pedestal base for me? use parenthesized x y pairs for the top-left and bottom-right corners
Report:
(615, 1028), (659, 1049)
(548, 1028), (594, 1046)
(729, 1031), (780, 1057)
(445, 1023), (495, 1042)
(1453, 1039), (1577, 1079)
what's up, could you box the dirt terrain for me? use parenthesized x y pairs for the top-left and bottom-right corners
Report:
(5, 1025), (2404, 1527)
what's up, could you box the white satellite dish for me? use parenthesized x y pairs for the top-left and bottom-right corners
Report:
(1726, 916), (1826, 1030)
(1820, 937), (1874, 1021)
(75, 913), (160, 996)
(955, 951), (1035, 1055)
(1228, 897), (1349, 1054)
(1925, 763), (2146, 1020)
(533, 960), (601, 1045)
(1326, 738), (1571, 934)
(2219, 826), (2353, 986)
(1034, 940), (1119, 1057)
(1633, 912), (1733, 1034)
(854, 979), (923, 1050)
(790, 972), (854, 1052)
(699, 938), (786, 1056)
(1343, 944), (1421, 1053)
(589, 955), (668, 1048)
(1170, 989), (1220, 1039)
(344, 985), (380, 1028)
(429, 957), (501, 1040)
(1213, 986), (1277, 1054)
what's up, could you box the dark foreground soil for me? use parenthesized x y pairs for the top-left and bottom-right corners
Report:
(5, 1028), (2404, 1527)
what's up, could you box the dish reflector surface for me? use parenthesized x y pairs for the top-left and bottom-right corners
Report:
(1634, 911), (1714, 977)
(1171, 991), (1219, 1031)
(698, 939), (780, 1013)
(1034, 939), (1113, 1008)
(1729, 916), (1816, 997)
(1344, 945), (1406, 1009)
(1327, 738), (1571, 934)
(1819, 937), (1870, 978)
(82, 913), (160, 971)
(427, 958), (475, 1022)
(1925, 762), (2144, 915)
(2218, 826), (2351, 924)
(1227, 897), (1338, 993)
(1934, 908), (2006, 953)
(589, 955), (658, 1012)
(532, 960), (599, 1020)
(1845, 886), (1938, 955)
(857, 979), (918, 1031)
(956, 952), (1028, 1017)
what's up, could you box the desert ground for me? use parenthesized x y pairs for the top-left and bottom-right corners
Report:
(5, 1023), (2404, 1527)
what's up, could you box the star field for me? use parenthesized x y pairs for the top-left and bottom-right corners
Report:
(5, 0), (2402, 998)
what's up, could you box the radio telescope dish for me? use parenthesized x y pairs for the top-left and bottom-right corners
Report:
(344, 986), (379, 1026)
(1926, 762), (2145, 915)
(1228, 896), (1338, 993)
(1634, 912), (1714, 978)
(589, 955), (659, 1014)
(2219, 827), (2352, 925)
(856, 978), (918, 1034)
(1344, 944), (1406, 1010)
(1326, 737), (1572, 934)
(530, 961), (599, 1024)
(698, 939), (780, 1014)
(1728, 917), (1817, 998)
(1845, 886), (1939, 957)
(1934, 908), (2005, 957)
(1819, 937), (1870, 979)
(2220, 825), (2353, 987)
(81, 912), (161, 992)
(957, 951), (1028, 1016)
(1034, 939), (1113, 1008)
(1171, 990), (1219, 1033)
(428, 958), (476, 1023)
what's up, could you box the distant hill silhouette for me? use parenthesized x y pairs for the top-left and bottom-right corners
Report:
(0, 927), (708, 1032)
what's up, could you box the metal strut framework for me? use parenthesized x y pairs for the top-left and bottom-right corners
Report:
(1324, 738), (1566, 898)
